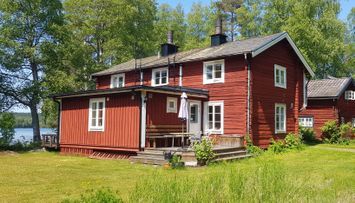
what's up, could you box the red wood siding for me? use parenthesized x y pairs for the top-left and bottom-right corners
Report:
(251, 39), (305, 147)
(60, 93), (140, 152)
(300, 99), (338, 138)
(146, 92), (182, 126)
(182, 55), (248, 135)
(337, 85), (355, 125)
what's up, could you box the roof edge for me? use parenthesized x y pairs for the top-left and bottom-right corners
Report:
(335, 77), (353, 99)
(251, 32), (315, 77)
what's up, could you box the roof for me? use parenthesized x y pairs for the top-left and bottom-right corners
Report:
(53, 85), (209, 99)
(307, 77), (353, 99)
(92, 32), (315, 77)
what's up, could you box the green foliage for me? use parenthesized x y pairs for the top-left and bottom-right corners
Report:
(192, 136), (215, 165)
(63, 188), (122, 203)
(0, 112), (15, 148)
(284, 133), (303, 150)
(269, 139), (286, 154)
(321, 120), (353, 144)
(339, 122), (354, 140)
(5, 140), (42, 151)
(299, 127), (316, 143)
(245, 134), (263, 156)
(169, 154), (185, 169)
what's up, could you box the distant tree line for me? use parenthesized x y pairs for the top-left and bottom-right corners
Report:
(0, 0), (353, 141)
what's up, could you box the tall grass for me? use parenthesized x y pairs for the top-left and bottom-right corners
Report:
(129, 158), (336, 203)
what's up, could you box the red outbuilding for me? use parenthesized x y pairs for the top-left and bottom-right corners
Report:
(54, 25), (315, 156)
(299, 77), (355, 138)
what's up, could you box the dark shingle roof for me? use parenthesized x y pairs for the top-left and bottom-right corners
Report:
(307, 77), (353, 99)
(92, 32), (288, 77)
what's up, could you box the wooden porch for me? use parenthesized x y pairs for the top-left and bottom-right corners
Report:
(41, 134), (58, 149)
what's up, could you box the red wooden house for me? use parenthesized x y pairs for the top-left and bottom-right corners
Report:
(299, 77), (355, 138)
(53, 25), (315, 156)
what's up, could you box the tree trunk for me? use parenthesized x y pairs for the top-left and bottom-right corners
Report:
(30, 105), (41, 142)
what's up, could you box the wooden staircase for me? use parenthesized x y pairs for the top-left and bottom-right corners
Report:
(130, 147), (251, 166)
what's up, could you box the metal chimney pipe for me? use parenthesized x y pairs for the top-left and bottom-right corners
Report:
(215, 17), (222, 34)
(167, 30), (174, 44)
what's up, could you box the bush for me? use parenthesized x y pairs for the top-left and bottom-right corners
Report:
(269, 139), (286, 154)
(0, 112), (16, 149)
(245, 134), (263, 156)
(284, 133), (303, 150)
(169, 154), (184, 169)
(62, 188), (122, 203)
(192, 136), (215, 165)
(299, 127), (316, 143)
(321, 120), (353, 144)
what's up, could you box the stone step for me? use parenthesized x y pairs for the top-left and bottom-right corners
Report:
(214, 150), (247, 159)
(213, 147), (246, 154)
(212, 154), (252, 163)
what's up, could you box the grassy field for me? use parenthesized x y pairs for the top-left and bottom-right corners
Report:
(0, 144), (354, 202)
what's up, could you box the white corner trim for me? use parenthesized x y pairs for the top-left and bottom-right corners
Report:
(251, 32), (315, 77)
(179, 64), (182, 86)
(140, 91), (147, 148)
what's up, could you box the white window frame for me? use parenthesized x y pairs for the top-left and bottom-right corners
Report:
(299, 117), (313, 128)
(275, 103), (286, 134)
(274, 64), (287, 89)
(204, 101), (224, 134)
(345, 90), (355, 100)
(151, 67), (169, 86)
(88, 98), (106, 131)
(110, 73), (125, 88)
(203, 59), (225, 84)
(166, 97), (177, 113)
(352, 118), (355, 128)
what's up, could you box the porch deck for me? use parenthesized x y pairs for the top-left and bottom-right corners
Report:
(42, 134), (58, 149)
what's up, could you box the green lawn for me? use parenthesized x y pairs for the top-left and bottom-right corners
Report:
(0, 144), (354, 203)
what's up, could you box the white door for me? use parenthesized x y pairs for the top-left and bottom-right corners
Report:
(189, 100), (201, 136)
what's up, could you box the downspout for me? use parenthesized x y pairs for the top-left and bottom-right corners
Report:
(53, 99), (61, 149)
(244, 53), (251, 136)
(179, 64), (183, 87)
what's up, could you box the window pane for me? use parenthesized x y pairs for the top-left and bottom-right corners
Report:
(281, 71), (285, 84)
(169, 101), (174, 108)
(92, 102), (97, 110)
(118, 77), (124, 87)
(215, 122), (221, 130)
(98, 102), (103, 110)
(161, 76), (167, 84)
(214, 64), (222, 78)
(215, 106), (221, 114)
(209, 106), (213, 114)
(92, 110), (97, 118)
(206, 65), (213, 79)
(98, 118), (103, 126)
(276, 69), (280, 83)
(98, 110), (103, 119)
(208, 121), (213, 129)
(91, 118), (96, 127)
(215, 113), (221, 122)
(161, 70), (167, 77)
(208, 113), (213, 122)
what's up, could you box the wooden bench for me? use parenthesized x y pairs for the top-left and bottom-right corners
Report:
(146, 125), (189, 148)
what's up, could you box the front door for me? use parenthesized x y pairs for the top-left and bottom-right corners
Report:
(189, 100), (201, 136)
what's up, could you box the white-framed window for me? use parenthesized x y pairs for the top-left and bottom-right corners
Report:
(110, 73), (125, 88)
(345, 90), (355, 100)
(299, 117), (313, 128)
(303, 71), (308, 107)
(166, 97), (177, 113)
(89, 98), (105, 131)
(204, 101), (224, 134)
(352, 118), (355, 128)
(274, 64), (287, 89)
(203, 59), (225, 84)
(152, 67), (168, 86)
(275, 103), (286, 133)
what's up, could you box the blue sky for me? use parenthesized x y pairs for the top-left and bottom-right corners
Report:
(157, 0), (354, 21)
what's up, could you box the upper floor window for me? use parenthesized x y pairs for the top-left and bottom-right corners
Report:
(203, 60), (225, 84)
(299, 117), (313, 128)
(89, 98), (105, 131)
(345, 90), (355, 100)
(204, 101), (224, 134)
(275, 103), (286, 133)
(110, 73), (125, 88)
(274, 64), (287, 89)
(152, 67), (168, 86)
(166, 97), (177, 113)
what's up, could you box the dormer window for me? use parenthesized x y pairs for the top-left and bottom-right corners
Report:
(152, 67), (168, 86)
(274, 64), (287, 89)
(110, 73), (125, 88)
(203, 59), (225, 84)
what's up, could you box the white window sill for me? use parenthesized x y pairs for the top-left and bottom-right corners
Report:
(275, 84), (287, 89)
(275, 130), (286, 134)
(89, 128), (104, 132)
(205, 130), (223, 135)
(203, 80), (224, 85)
(151, 83), (169, 87)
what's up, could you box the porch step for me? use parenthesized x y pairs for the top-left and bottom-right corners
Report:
(214, 150), (248, 159)
(130, 156), (168, 165)
(213, 146), (245, 154)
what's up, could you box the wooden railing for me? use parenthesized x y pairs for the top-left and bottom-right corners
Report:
(42, 134), (58, 149)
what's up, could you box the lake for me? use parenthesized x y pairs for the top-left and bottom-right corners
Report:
(14, 128), (56, 142)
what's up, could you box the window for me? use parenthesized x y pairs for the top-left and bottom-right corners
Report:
(299, 117), (313, 128)
(166, 97), (177, 113)
(190, 104), (198, 123)
(275, 103), (286, 133)
(345, 91), (355, 100)
(204, 101), (224, 134)
(274, 65), (287, 88)
(203, 60), (225, 84)
(152, 68), (168, 86)
(89, 98), (105, 131)
(110, 74), (125, 88)
(352, 118), (355, 128)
